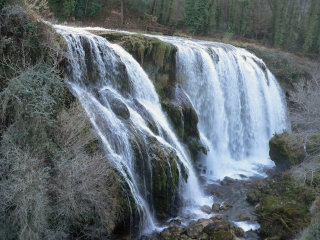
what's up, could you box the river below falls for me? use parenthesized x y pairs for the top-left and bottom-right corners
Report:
(204, 177), (262, 240)
(117, 175), (267, 240)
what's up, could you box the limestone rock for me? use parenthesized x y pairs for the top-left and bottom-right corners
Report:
(212, 203), (221, 213)
(201, 205), (212, 214)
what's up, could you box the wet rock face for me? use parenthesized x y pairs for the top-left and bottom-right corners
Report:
(147, 136), (184, 220)
(128, 128), (186, 221)
(220, 177), (236, 185)
(101, 33), (205, 159)
(162, 87), (207, 158)
(162, 87), (199, 140)
(108, 95), (130, 120)
(133, 99), (159, 135)
(269, 132), (306, 170)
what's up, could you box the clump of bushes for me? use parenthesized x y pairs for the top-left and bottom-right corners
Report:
(0, 5), (67, 91)
(247, 174), (316, 240)
(49, 0), (102, 20)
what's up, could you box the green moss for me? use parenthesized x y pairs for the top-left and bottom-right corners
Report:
(101, 32), (128, 42)
(101, 33), (176, 70)
(148, 136), (181, 219)
(213, 230), (234, 240)
(248, 174), (316, 239)
(269, 132), (306, 170)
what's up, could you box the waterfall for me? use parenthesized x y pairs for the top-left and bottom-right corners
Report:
(155, 36), (288, 180)
(53, 23), (288, 236)
(54, 25), (211, 235)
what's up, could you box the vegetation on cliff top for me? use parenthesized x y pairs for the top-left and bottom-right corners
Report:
(10, 0), (318, 58)
(102, 32), (176, 70)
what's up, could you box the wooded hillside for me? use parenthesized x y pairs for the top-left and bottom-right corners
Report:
(1, 0), (319, 56)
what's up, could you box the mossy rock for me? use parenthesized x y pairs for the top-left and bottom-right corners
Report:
(269, 132), (306, 170)
(102, 32), (128, 42)
(247, 174), (316, 239)
(187, 136), (208, 160)
(147, 136), (182, 220)
(107, 95), (130, 120)
(101, 33), (177, 100)
(161, 87), (200, 140)
(212, 230), (234, 240)
(101, 33), (204, 159)
(133, 99), (159, 135)
(101, 33), (176, 70)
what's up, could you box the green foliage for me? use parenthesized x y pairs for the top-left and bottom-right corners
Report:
(103, 33), (175, 69)
(62, 0), (75, 17)
(87, 0), (102, 17)
(0, 6), (67, 90)
(45, 0), (320, 55)
(247, 174), (316, 239)
(182, 0), (320, 55)
(0, 7), (134, 238)
(0, 0), (6, 9)
(185, 0), (212, 34)
(0, 65), (67, 153)
(49, 0), (102, 19)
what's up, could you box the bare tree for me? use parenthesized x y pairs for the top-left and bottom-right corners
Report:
(289, 63), (320, 135)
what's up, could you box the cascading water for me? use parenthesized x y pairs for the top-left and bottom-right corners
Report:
(53, 23), (289, 236)
(54, 25), (211, 235)
(155, 36), (288, 180)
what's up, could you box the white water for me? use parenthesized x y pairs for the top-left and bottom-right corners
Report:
(55, 25), (211, 235)
(234, 221), (260, 232)
(54, 24), (288, 235)
(155, 36), (288, 180)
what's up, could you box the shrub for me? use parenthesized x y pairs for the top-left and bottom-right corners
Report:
(0, 64), (68, 154)
(87, 0), (101, 18)
(0, 5), (67, 90)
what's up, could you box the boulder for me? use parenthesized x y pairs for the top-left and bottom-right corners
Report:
(237, 214), (250, 221)
(232, 225), (244, 237)
(212, 203), (221, 213)
(96, 88), (130, 120)
(186, 224), (204, 238)
(269, 132), (305, 170)
(220, 202), (233, 211)
(201, 205), (212, 214)
(221, 176), (236, 185)
(148, 136), (185, 219)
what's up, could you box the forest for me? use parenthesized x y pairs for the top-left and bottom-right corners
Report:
(0, 0), (320, 240)
(1, 0), (319, 55)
